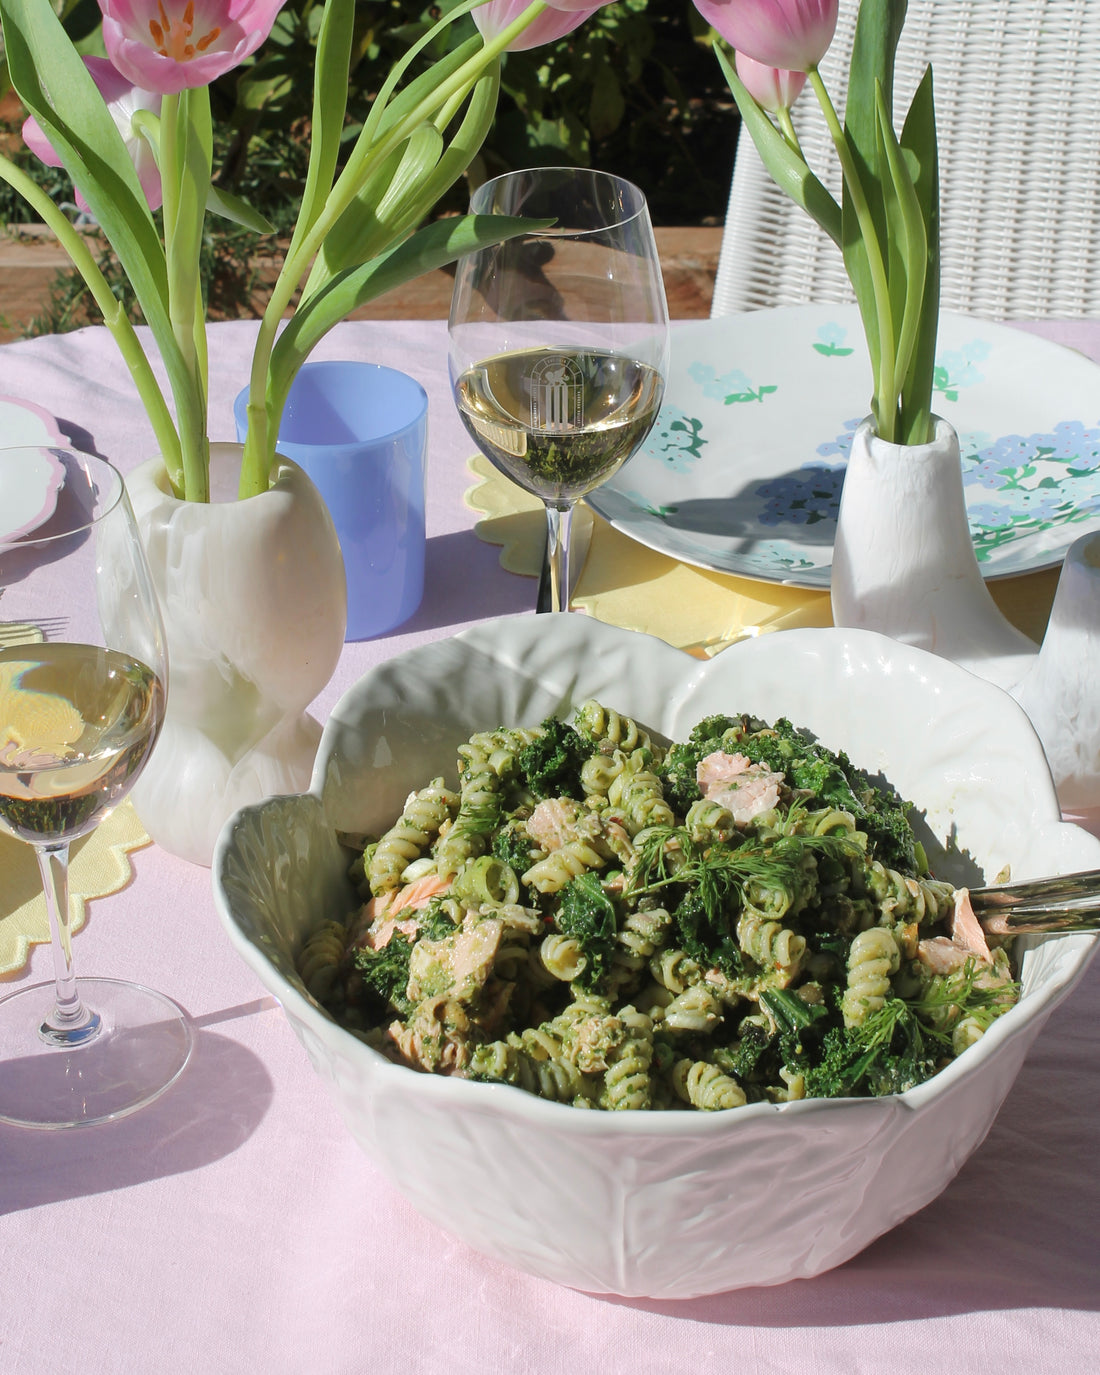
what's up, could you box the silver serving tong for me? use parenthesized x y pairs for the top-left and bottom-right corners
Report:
(969, 869), (1100, 935)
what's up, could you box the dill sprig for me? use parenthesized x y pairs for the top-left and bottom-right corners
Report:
(804, 996), (939, 1097)
(913, 957), (1020, 1030)
(626, 824), (862, 922)
(800, 959), (1019, 1099)
(626, 824), (863, 976)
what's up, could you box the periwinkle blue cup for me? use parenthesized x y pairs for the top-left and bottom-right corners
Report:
(235, 361), (428, 640)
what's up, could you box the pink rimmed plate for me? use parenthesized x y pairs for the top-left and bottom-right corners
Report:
(0, 397), (67, 542)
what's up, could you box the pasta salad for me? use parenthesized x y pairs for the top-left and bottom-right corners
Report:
(297, 701), (1019, 1111)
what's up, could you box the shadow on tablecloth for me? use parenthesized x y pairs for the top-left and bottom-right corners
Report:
(0, 1022), (273, 1214)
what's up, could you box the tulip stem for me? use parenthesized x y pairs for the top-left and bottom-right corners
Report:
(808, 67), (897, 440)
(776, 106), (803, 158)
(239, 0), (553, 499)
(160, 90), (210, 502)
(0, 152), (183, 484)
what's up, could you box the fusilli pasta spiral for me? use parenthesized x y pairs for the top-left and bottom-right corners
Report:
(308, 703), (1019, 1113)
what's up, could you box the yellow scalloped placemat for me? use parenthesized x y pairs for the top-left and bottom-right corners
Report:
(464, 455), (832, 655)
(464, 454), (1060, 653)
(0, 801), (151, 978)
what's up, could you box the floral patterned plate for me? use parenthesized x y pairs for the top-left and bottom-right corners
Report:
(586, 305), (1100, 588)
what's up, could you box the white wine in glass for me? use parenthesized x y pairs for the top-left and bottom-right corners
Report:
(0, 446), (191, 1128)
(449, 167), (670, 611)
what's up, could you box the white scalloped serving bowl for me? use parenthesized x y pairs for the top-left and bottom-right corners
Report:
(212, 615), (1100, 1299)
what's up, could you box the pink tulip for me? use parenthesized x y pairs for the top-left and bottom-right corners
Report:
(98, 0), (286, 94)
(23, 56), (164, 211)
(693, 0), (838, 73)
(473, 0), (607, 52)
(734, 51), (806, 111)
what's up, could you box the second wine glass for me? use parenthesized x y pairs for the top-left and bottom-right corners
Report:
(0, 446), (190, 1129)
(449, 167), (669, 612)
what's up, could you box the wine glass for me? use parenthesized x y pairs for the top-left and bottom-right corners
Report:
(449, 167), (670, 612)
(0, 446), (191, 1128)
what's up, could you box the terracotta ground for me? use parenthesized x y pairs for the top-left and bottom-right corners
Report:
(0, 224), (721, 343)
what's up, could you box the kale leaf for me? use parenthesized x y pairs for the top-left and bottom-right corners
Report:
(803, 997), (941, 1098)
(739, 718), (918, 873)
(758, 987), (832, 1073)
(491, 819), (536, 873)
(518, 718), (594, 800)
(657, 713), (746, 813)
(673, 886), (743, 978)
(556, 872), (618, 993)
(658, 711), (919, 872)
(658, 742), (705, 813)
(353, 934), (415, 1018)
(418, 898), (461, 942)
(713, 1020), (774, 1085)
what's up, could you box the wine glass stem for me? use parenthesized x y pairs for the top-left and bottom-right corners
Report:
(545, 502), (574, 614)
(35, 842), (101, 1048)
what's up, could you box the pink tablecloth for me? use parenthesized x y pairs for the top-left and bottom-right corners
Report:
(1, 319), (1098, 1375)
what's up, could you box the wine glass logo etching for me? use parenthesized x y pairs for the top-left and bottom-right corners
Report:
(530, 354), (584, 431)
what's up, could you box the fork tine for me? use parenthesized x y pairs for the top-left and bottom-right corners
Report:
(978, 906), (1100, 936)
(968, 867), (1100, 910)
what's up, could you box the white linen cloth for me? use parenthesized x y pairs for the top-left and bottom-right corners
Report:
(0, 319), (1097, 1375)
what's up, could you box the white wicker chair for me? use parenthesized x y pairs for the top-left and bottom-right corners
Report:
(711, 0), (1100, 320)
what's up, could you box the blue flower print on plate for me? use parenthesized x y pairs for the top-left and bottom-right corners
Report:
(688, 361), (777, 406)
(934, 338), (991, 401)
(816, 419), (860, 462)
(755, 463), (846, 528)
(960, 420), (1100, 562)
(589, 305), (1100, 588)
(638, 404), (707, 474)
(812, 321), (854, 357)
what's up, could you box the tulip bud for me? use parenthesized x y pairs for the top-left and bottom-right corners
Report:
(734, 51), (807, 112)
(474, 0), (608, 53)
(693, 0), (839, 73)
(23, 56), (163, 211)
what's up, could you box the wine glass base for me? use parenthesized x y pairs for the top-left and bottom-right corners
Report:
(0, 977), (193, 1130)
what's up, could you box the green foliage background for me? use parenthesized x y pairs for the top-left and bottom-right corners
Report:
(218, 0), (736, 225)
(0, 1), (738, 332)
(4, 0), (736, 222)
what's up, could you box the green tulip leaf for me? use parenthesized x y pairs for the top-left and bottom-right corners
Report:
(269, 213), (550, 410)
(716, 45), (841, 247)
(874, 82), (926, 422)
(317, 61), (499, 291)
(0, 0), (208, 481)
(898, 66), (940, 445)
(402, 66), (499, 239)
(316, 123), (445, 280)
(840, 0), (906, 390)
(374, 124), (445, 223)
(291, 0), (354, 250)
(359, 25), (483, 153)
(307, 56), (499, 305)
(0, 0), (168, 317)
(312, 143), (410, 278)
(843, 0), (905, 237)
(205, 185), (276, 235)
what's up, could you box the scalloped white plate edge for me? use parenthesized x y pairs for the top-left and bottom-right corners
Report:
(0, 396), (67, 541)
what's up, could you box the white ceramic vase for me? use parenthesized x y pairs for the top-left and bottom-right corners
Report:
(1012, 531), (1100, 821)
(831, 415), (1037, 691)
(121, 443), (346, 866)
